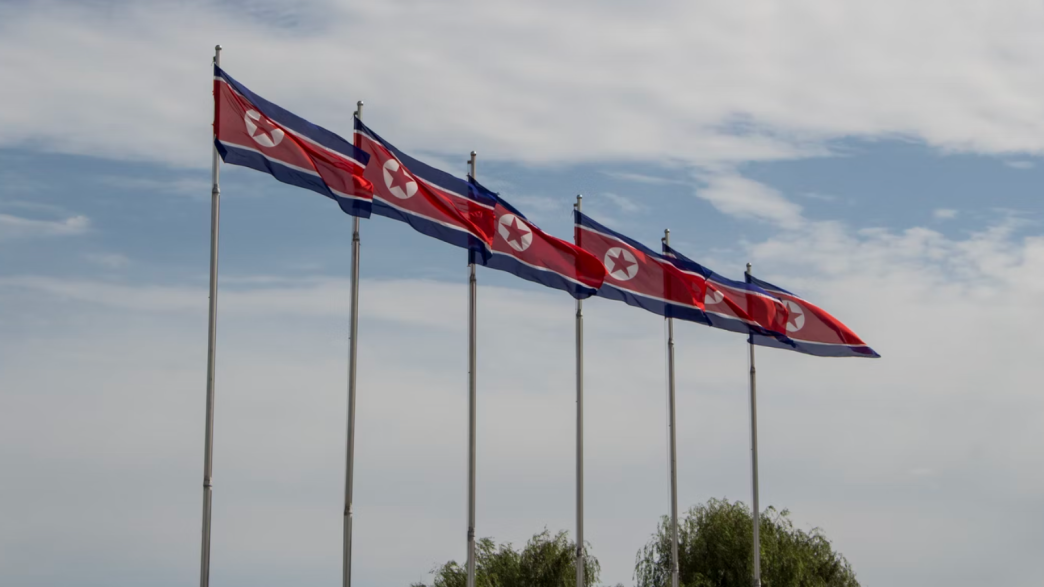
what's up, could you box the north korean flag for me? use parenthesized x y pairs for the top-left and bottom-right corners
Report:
(747, 275), (880, 358)
(663, 244), (790, 339)
(354, 119), (495, 251)
(470, 180), (605, 299)
(213, 66), (373, 217)
(575, 211), (705, 322)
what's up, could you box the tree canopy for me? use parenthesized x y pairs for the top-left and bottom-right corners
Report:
(414, 499), (857, 587)
(634, 498), (859, 587)
(415, 529), (599, 587)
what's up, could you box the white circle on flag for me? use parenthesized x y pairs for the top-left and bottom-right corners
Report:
(604, 247), (639, 281)
(244, 109), (284, 148)
(497, 214), (533, 252)
(782, 299), (805, 332)
(382, 159), (418, 199)
(706, 287), (725, 305)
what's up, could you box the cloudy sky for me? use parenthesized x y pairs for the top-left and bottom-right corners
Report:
(2, 1), (1043, 586)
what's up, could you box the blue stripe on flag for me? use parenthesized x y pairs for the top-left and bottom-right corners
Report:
(749, 333), (880, 358)
(482, 251), (598, 300)
(216, 141), (371, 218)
(596, 283), (711, 325)
(371, 200), (487, 253)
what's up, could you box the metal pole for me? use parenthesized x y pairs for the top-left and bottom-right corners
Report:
(664, 229), (680, 587)
(746, 262), (762, 587)
(342, 100), (364, 587)
(465, 151), (478, 587)
(199, 43), (222, 587)
(574, 195), (585, 587)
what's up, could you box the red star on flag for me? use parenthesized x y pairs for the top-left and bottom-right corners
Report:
(608, 250), (636, 277)
(387, 162), (415, 192)
(501, 217), (530, 248)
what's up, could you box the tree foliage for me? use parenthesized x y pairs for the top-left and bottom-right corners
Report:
(634, 499), (859, 587)
(415, 529), (599, 587)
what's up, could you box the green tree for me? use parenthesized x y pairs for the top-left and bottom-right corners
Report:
(415, 529), (600, 587)
(634, 499), (859, 587)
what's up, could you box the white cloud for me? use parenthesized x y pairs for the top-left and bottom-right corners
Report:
(933, 208), (959, 220)
(4, 2), (1044, 586)
(0, 213), (89, 240)
(695, 173), (805, 229)
(3, 212), (1044, 587)
(4, 1), (1044, 170)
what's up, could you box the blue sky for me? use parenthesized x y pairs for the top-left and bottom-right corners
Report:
(2, 2), (1044, 587)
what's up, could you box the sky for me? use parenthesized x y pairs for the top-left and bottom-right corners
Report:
(1, 1), (1043, 586)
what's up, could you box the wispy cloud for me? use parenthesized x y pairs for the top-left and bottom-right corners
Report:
(0, 199), (73, 215)
(601, 171), (685, 185)
(600, 192), (643, 214)
(505, 194), (572, 225)
(801, 191), (839, 202)
(509, 195), (566, 214)
(694, 173), (804, 229)
(83, 253), (130, 269)
(933, 208), (959, 220)
(1005, 160), (1035, 170)
(98, 176), (212, 197)
(0, 213), (89, 240)
(0, 276), (564, 331)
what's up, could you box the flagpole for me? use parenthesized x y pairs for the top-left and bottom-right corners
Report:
(199, 43), (222, 587)
(663, 229), (680, 587)
(465, 151), (479, 587)
(746, 262), (762, 587)
(342, 100), (364, 587)
(574, 195), (586, 587)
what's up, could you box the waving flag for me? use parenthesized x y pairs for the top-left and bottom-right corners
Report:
(747, 275), (879, 358)
(470, 181), (605, 298)
(575, 211), (705, 321)
(213, 67), (373, 217)
(663, 245), (789, 338)
(354, 119), (495, 251)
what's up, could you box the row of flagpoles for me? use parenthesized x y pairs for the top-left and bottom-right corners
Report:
(200, 46), (878, 587)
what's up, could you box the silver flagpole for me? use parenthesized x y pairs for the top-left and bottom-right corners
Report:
(199, 43), (222, 587)
(746, 262), (762, 587)
(574, 195), (586, 587)
(342, 100), (364, 587)
(465, 151), (479, 587)
(663, 229), (680, 587)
